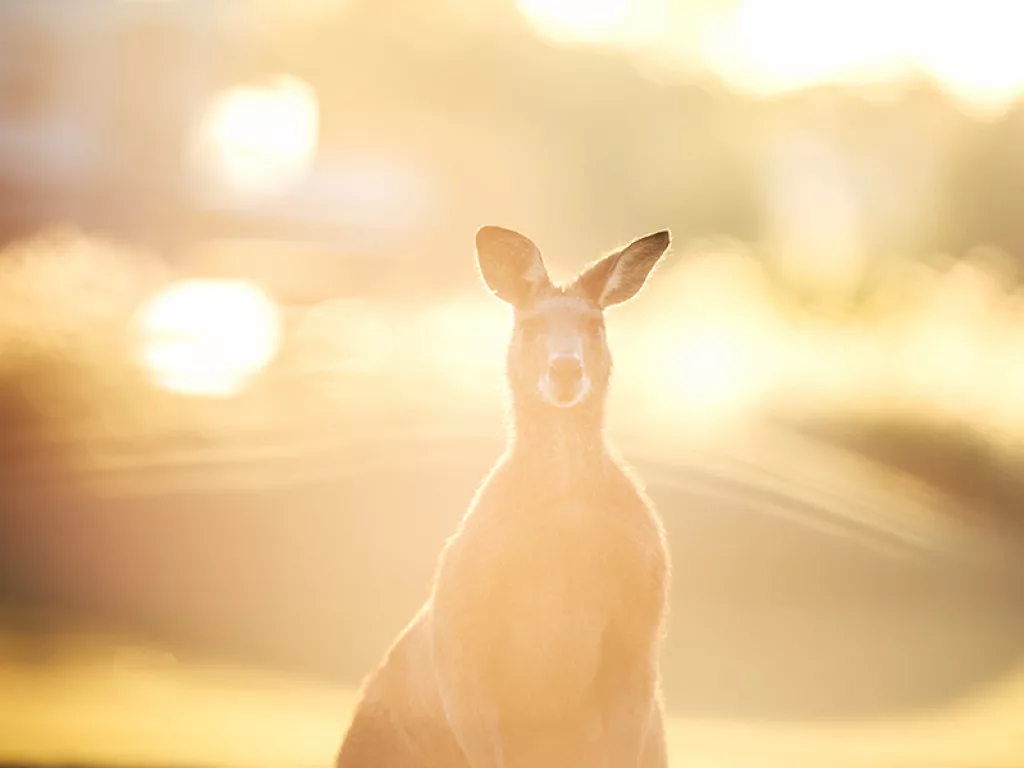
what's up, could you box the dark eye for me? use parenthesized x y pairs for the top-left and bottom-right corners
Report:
(583, 316), (603, 334)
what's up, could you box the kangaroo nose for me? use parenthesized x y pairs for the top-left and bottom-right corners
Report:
(549, 356), (584, 386)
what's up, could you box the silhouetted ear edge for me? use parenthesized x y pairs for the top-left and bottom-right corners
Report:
(578, 230), (670, 308)
(475, 226), (550, 307)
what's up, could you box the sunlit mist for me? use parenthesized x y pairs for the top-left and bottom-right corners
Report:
(193, 77), (319, 203)
(515, 0), (667, 46)
(136, 279), (281, 397)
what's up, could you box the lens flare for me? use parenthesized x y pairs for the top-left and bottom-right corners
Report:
(136, 279), (282, 397)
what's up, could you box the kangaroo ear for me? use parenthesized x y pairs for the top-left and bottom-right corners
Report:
(475, 226), (551, 307)
(576, 230), (670, 308)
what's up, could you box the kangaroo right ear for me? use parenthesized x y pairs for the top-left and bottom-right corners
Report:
(576, 230), (670, 308)
(475, 226), (551, 307)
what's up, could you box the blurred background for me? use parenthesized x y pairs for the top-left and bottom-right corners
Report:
(2, 0), (1024, 766)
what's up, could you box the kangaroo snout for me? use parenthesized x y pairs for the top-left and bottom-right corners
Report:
(549, 355), (583, 386)
(540, 354), (589, 407)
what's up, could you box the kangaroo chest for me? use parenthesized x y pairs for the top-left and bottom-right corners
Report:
(498, 500), (648, 605)
(480, 495), (663, 714)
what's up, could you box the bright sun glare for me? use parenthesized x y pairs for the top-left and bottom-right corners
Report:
(136, 280), (282, 398)
(194, 77), (319, 203)
(700, 0), (1024, 117)
(511, 0), (1024, 116)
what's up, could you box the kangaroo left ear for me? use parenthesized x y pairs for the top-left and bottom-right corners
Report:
(576, 230), (670, 308)
(476, 226), (551, 308)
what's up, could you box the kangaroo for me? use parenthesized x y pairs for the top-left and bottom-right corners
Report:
(336, 226), (672, 768)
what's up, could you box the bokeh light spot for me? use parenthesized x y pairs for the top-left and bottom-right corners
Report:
(194, 77), (319, 204)
(136, 279), (281, 397)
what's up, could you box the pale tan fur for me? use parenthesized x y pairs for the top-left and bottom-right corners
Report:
(336, 227), (672, 768)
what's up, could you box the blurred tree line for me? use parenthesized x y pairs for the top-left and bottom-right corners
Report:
(227, 0), (1024, 299)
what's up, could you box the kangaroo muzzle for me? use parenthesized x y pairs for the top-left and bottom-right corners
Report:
(539, 353), (590, 408)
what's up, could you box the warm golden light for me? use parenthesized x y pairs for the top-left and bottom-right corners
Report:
(701, 0), (895, 96)
(417, 299), (506, 386)
(907, 0), (1024, 118)
(660, 322), (779, 425)
(515, 0), (667, 47)
(253, 0), (347, 25)
(136, 279), (282, 397)
(6, 8), (1024, 768)
(700, 0), (1024, 116)
(292, 298), (395, 376)
(193, 77), (319, 203)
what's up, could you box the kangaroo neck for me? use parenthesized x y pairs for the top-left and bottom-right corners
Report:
(509, 395), (607, 484)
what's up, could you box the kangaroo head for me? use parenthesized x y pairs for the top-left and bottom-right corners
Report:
(476, 226), (670, 409)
